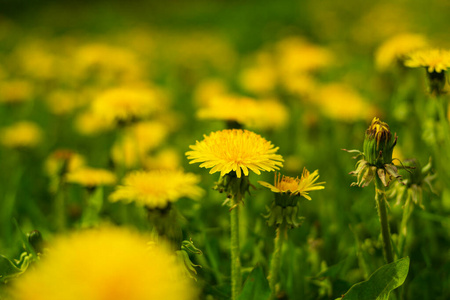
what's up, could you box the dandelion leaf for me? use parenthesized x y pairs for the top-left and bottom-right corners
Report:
(238, 265), (270, 300)
(339, 257), (409, 300)
(0, 255), (22, 283)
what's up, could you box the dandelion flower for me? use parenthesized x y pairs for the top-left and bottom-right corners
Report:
(404, 49), (450, 73)
(0, 121), (42, 149)
(186, 129), (283, 178)
(109, 169), (204, 208)
(197, 96), (288, 130)
(0, 80), (34, 104)
(375, 33), (428, 71)
(10, 226), (197, 300)
(259, 168), (325, 200)
(45, 150), (85, 178)
(74, 110), (114, 135)
(66, 167), (117, 188)
(91, 87), (164, 125)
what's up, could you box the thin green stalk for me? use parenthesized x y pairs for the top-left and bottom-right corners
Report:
(375, 176), (394, 264)
(269, 223), (286, 299)
(230, 194), (241, 300)
(55, 181), (67, 231)
(397, 197), (413, 258)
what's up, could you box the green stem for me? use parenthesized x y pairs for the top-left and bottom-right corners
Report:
(230, 194), (241, 300)
(375, 176), (394, 264)
(55, 181), (67, 231)
(397, 197), (413, 258)
(269, 223), (286, 299)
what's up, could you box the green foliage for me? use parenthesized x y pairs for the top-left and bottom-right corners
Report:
(339, 257), (410, 300)
(238, 266), (271, 300)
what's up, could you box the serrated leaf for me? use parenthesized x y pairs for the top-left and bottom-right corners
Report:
(340, 257), (410, 300)
(238, 265), (270, 300)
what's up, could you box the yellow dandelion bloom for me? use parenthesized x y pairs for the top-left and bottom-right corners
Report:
(109, 169), (204, 208)
(45, 150), (85, 177)
(375, 33), (428, 71)
(0, 121), (42, 149)
(193, 78), (229, 106)
(111, 121), (169, 169)
(315, 84), (378, 122)
(10, 226), (197, 300)
(74, 110), (114, 135)
(0, 80), (34, 104)
(259, 168), (325, 200)
(91, 87), (165, 125)
(186, 129), (284, 178)
(45, 90), (80, 116)
(404, 49), (450, 73)
(66, 167), (117, 188)
(239, 51), (277, 96)
(143, 148), (182, 171)
(197, 95), (288, 130)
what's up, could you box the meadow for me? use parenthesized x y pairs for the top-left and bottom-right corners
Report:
(0, 0), (449, 299)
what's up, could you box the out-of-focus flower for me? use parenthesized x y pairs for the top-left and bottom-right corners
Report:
(186, 129), (283, 178)
(239, 51), (277, 96)
(45, 90), (80, 116)
(404, 48), (450, 73)
(193, 78), (229, 106)
(109, 169), (204, 208)
(0, 80), (34, 104)
(91, 86), (167, 126)
(74, 110), (114, 135)
(13, 40), (58, 80)
(10, 226), (198, 300)
(276, 37), (332, 75)
(197, 95), (288, 130)
(375, 33), (428, 71)
(66, 167), (117, 188)
(45, 150), (85, 178)
(0, 121), (42, 149)
(281, 74), (318, 99)
(111, 121), (169, 169)
(143, 148), (181, 171)
(315, 84), (378, 122)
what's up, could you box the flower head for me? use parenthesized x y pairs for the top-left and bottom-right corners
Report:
(109, 170), (204, 208)
(186, 129), (283, 178)
(259, 168), (325, 227)
(10, 226), (197, 300)
(363, 117), (397, 167)
(404, 48), (450, 73)
(45, 150), (85, 178)
(1, 121), (43, 149)
(259, 168), (325, 200)
(66, 167), (117, 188)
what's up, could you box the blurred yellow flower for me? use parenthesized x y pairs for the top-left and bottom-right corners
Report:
(74, 110), (114, 136)
(0, 80), (34, 104)
(45, 90), (80, 115)
(404, 48), (450, 73)
(186, 129), (284, 178)
(259, 168), (325, 200)
(276, 37), (332, 75)
(197, 95), (288, 130)
(375, 33), (428, 71)
(281, 74), (318, 99)
(45, 150), (86, 178)
(143, 148), (181, 171)
(91, 86), (166, 125)
(0, 121), (42, 149)
(109, 169), (204, 208)
(239, 51), (277, 96)
(193, 78), (229, 106)
(111, 121), (169, 169)
(66, 167), (117, 188)
(315, 84), (378, 122)
(11, 226), (197, 300)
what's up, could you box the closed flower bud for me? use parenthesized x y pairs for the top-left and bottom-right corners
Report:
(363, 117), (397, 167)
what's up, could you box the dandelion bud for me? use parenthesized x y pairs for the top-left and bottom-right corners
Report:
(363, 117), (397, 168)
(28, 230), (43, 254)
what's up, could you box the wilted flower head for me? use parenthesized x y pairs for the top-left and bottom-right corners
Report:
(109, 169), (204, 209)
(10, 226), (197, 300)
(0, 121), (43, 149)
(186, 129), (283, 178)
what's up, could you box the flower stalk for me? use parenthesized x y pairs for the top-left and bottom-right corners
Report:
(374, 176), (394, 264)
(268, 223), (287, 299)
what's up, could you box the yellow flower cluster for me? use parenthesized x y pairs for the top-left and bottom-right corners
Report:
(109, 169), (204, 208)
(66, 167), (117, 188)
(186, 129), (284, 178)
(10, 226), (197, 300)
